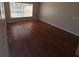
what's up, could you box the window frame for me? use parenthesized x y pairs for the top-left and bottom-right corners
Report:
(9, 2), (34, 18)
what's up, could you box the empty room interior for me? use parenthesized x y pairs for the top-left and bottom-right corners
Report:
(0, 2), (79, 57)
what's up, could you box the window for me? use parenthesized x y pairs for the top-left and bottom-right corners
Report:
(10, 3), (33, 18)
(0, 3), (5, 19)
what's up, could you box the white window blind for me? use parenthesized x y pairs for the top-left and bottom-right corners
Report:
(0, 3), (5, 19)
(10, 3), (33, 18)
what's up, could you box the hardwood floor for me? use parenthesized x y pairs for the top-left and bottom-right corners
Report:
(7, 20), (79, 57)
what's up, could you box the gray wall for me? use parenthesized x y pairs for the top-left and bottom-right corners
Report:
(4, 2), (40, 23)
(39, 2), (79, 36)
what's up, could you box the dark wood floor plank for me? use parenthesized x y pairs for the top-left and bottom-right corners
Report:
(7, 20), (79, 57)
